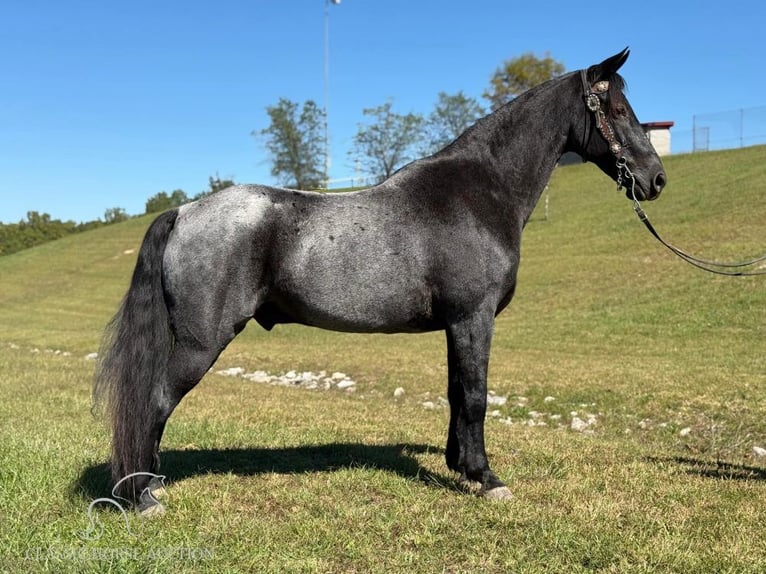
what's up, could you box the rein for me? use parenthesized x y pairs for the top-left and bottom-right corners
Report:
(619, 161), (766, 276)
(581, 70), (766, 277)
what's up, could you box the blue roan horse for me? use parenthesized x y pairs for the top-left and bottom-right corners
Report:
(95, 49), (666, 513)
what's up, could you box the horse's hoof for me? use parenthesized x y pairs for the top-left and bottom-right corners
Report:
(150, 486), (167, 499)
(138, 483), (166, 517)
(481, 486), (514, 501)
(139, 501), (166, 518)
(148, 476), (167, 499)
(457, 476), (482, 494)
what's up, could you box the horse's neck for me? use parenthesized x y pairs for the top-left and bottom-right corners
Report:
(468, 79), (575, 219)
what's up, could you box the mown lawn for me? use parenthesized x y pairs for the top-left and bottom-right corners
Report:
(1, 146), (765, 573)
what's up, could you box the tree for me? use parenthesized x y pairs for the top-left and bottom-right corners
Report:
(145, 189), (188, 214)
(258, 98), (326, 190)
(206, 174), (235, 194)
(351, 100), (425, 183)
(103, 207), (129, 224)
(0, 211), (109, 257)
(484, 52), (566, 110)
(0, 211), (77, 255)
(423, 91), (485, 154)
(193, 174), (236, 200)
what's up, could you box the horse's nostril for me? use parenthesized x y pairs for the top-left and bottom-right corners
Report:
(653, 172), (667, 192)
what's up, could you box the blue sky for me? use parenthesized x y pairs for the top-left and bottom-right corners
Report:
(2, 0), (764, 223)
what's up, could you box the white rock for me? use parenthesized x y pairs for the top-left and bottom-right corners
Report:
(331, 372), (347, 380)
(243, 370), (272, 383)
(487, 395), (507, 406)
(752, 446), (766, 457)
(570, 416), (590, 432)
(422, 401), (435, 410)
(543, 396), (555, 403)
(84, 352), (98, 361)
(679, 427), (692, 437)
(284, 370), (297, 379)
(393, 387), (405, 398)
(217, 367), (245, 377)
(336, 379), (356, 390)
(489, 410), (501, 418)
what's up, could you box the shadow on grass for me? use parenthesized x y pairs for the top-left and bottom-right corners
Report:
(72, 442), (455, 503)
(647, 456), (766, 481)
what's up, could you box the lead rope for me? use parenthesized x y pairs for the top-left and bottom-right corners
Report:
(617, 158), (766, 276)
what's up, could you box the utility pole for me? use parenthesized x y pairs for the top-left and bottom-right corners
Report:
(324, 0), (340, 188)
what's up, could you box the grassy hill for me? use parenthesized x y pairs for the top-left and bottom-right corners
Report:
(1, 146), (765, 573)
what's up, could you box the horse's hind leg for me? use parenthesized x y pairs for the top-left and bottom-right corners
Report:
(445, 310), (512, 500)
(136, 336), (232, 514)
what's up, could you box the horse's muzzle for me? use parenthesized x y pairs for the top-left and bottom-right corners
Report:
(630, 170), (666, 201)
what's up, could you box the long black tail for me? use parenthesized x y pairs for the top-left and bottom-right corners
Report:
(93, 209), (179, 496)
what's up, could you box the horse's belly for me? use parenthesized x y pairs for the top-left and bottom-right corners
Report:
(263, 262), (438, 334)
(264, 226), (440, 332)
(269, 285), (438, 333)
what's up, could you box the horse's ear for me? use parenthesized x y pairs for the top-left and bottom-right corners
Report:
(587, 47), (630, 83)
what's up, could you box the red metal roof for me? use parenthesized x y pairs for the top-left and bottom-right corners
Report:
(641, 121), (675, 129)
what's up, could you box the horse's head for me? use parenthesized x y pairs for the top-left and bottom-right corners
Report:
(570, 48), (666, 201)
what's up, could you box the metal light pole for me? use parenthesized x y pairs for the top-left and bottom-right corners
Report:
(324, 0), (340, 188)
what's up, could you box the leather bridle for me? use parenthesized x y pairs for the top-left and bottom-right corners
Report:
(581, 70), (624, 157)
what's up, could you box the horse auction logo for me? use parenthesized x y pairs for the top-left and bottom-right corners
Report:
(77, 472), (166, 540)
(24, 473), (214, 563)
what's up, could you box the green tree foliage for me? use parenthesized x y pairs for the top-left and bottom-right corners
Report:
(194, 174), (236, 200)
(484, 52), (566, 110)
(103, 207), (129, 224)
(424, 91), (485, 154)
(207, 174), (235, 194)
(2, 172), (235, 256)
(351, 100), (425, 183)
(258, 98), (326, 190)
(145, 189), (189, 214)
(0, 211), (93, 256)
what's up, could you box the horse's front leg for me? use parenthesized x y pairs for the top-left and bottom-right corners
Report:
(445, 310), (513, 500)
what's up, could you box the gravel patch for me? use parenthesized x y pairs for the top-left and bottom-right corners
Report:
(216, 367), (358, 392)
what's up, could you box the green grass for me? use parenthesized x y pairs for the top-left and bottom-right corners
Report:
(1, 146), (766, 572)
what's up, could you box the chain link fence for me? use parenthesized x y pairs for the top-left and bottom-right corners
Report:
(672, 105), (766, 154)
